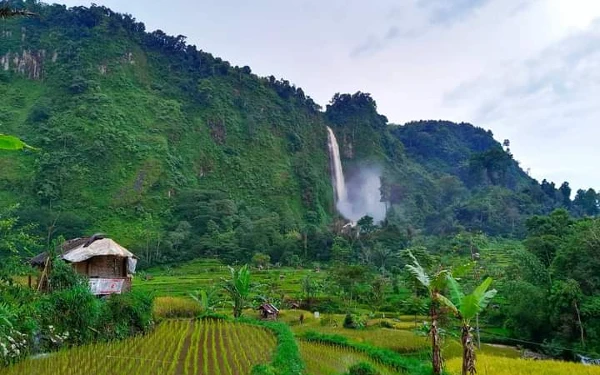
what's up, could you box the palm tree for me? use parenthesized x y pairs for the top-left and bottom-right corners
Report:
(438, 276), (497, 375)
(405, 251), (450, 375)
(222, 264), (251, 318)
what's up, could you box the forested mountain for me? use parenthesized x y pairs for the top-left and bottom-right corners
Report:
(1, 1), (598, 267)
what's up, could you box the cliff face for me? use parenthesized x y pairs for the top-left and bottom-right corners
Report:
(1, 49), (49, 79)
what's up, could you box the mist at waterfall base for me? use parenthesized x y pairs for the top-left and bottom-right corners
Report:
(336, 167), (386, 223)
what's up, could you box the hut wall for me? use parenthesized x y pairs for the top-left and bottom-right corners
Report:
(72, 261), (88, 275)
(85, 256), (127, 278)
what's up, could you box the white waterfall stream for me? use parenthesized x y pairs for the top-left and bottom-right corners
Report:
(326, 126), (347, 205)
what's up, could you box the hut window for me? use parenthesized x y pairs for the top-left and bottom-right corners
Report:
(113, 258), (117, 274)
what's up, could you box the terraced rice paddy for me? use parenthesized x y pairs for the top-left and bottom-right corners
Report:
(299, 341), (397, 375)
(446, 354), (600, 375)
(293, 324), (430, 353)
(134, 259), (326, 297)
(3, 320), (276, 375)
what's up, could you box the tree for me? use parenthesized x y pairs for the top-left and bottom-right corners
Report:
(559, 182), (572, 208)
(440, 276), (497, 375)
(222, 264), (252, 318)
(251, 252), (270, 269)
(405, 251), (450, 375)
(302, 274), (320, 309)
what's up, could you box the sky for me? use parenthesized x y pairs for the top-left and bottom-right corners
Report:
(52, 0), (600, 192)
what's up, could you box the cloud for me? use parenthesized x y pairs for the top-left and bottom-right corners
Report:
(349, 25), (416, 57)
(349, 0), (509, 58)
(418, 0), (491, 25)
(444, 18), (600, 189)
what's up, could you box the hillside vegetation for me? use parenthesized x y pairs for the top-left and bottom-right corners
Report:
(1, 1), (599, 267)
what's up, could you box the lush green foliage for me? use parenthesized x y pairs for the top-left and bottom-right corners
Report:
(496, 210), (600, 357)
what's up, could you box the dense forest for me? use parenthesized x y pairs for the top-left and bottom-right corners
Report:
(1, 0), (600, 361)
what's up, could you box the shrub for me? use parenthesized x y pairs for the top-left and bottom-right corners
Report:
(346, 362), (380, 375)
(48, 258), (86, 291)
(102, 290), (153, 338)
(344, 313), (357, 329)
(38, 285), (101, 344)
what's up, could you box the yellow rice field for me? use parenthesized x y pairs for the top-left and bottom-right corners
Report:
(446, 354), (600, 375)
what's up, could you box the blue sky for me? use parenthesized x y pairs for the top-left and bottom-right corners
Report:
(53, 0), (600, 192)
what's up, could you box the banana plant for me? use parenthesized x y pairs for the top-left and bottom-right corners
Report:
(439, 276), (497, 375)
(405, 251), (450, 375)
(190, 288), (218, 317)
(0, 134), (37, 151)
(222, 264), (251, 318)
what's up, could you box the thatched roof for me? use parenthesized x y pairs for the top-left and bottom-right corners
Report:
(30, 235), (136, 267)
(258, 303), (279, 315)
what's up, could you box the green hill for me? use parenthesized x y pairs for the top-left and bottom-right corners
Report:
(0, 1), (595, 266)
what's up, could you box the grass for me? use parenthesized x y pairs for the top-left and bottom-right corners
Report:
(446, 354), (600, 375)
(299, 341), (397, 375)
(4, 320), (276, 375)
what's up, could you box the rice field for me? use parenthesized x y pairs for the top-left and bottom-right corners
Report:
(153, 296), (203, 319)
(446, 354), (600, 375)
(299, 341), (398, 375)
(293, 323), (430, 353)
(4, 320), (276, 375)
(134, 259), (326, 297)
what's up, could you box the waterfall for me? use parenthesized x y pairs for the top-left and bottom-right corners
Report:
(326, 126), (348, 206)
(326, 126), (387, 223)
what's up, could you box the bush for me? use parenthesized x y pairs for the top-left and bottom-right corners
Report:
(343, 313), (357, 329)
(346, 362), (380, 375)
(101, 291), (153, 339)
(48, 258), (86, 291)
(38, 285), (101, 344)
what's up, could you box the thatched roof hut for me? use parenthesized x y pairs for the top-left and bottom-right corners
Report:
(258, 303), (279, 320)
(30, 235), (137, 295)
